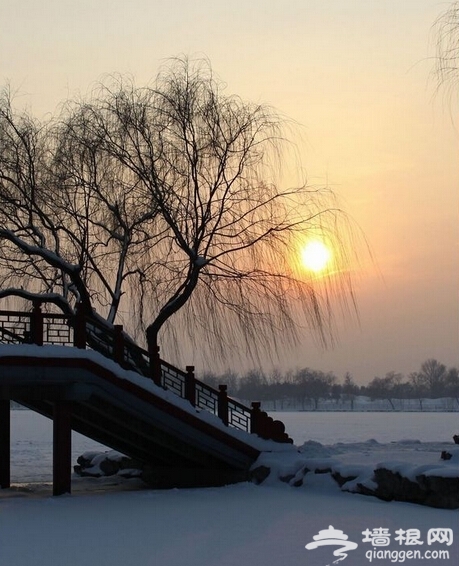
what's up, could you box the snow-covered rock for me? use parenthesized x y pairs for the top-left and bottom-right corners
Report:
(251, 446), (459, 509)
(74, 451), (143, 479)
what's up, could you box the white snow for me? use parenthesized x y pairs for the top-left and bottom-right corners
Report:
(194, 255), (208, 267)
(1, 346), (458, 565)
(1, 410), (458, 566)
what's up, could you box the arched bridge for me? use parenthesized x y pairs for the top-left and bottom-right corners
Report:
(0, 302), (292, 495)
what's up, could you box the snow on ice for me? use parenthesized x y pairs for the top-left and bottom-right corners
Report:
(0, 345), (458, 566)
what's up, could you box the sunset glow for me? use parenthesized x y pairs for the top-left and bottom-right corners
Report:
(300, 241), (332, 273)
(0, 0), (457, 382)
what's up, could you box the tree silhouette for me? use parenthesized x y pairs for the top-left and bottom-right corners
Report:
(0, 58), (359, 367)
(366, 372), (403, 410)
(418, 359), (448, 398)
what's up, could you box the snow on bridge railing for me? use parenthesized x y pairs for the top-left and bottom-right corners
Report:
(160, 360), (252, 432)
(0, 301), (292, 443)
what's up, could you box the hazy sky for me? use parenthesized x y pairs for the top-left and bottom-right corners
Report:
(1, 0), (457, 383)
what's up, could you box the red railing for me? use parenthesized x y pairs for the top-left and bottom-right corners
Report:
(0, 301), (292, 443)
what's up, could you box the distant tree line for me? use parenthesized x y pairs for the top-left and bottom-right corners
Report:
(199, 358), (459, 410)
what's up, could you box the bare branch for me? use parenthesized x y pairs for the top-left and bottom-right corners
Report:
(0, 58), (363, 368)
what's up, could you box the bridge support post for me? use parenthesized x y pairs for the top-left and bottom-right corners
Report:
(0, 400), (10, 489)
(53, 401), (72, 496)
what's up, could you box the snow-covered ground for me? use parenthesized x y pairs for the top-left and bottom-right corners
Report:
(1, 410), (457, 566)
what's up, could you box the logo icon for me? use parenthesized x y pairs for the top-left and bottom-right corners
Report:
(305, 525), (358, 564)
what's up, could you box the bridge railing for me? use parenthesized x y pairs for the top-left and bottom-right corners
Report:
(0, 302), (292, 443)
(0, 310), (31, 343)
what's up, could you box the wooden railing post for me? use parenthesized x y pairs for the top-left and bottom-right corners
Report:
(218, 384), (229, 426)
(185, 366), (196, 406)
(113, 325), (124, 366)
(73, 303), (86, 349)
(149, 345), (162, 386)
(31, 300), (43, 345)
(251, 401), (261, 435)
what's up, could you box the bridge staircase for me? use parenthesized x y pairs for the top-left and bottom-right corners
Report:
(0, 302), (292, 494)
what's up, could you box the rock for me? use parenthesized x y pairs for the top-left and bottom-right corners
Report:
(73, 464), (102, 478)
(347, 467), (459, 510)
(416, 474), (459, 509)
(332, 471), (358, 487)
(99, 457), (120, 476)
(372, 468), (426, 504)
(279, 473), (295, 484)
(314, 467), (332, 474)
(250, 465), (271, 485)
(291, 470), (307, 487)
(279, 466), (309, 487)
(76, 452), (100, 468)
(74, 451), (143, 479)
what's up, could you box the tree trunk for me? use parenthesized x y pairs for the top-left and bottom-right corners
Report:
(146, 264), (200, 353)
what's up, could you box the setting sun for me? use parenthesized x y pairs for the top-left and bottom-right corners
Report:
(301, 241), (332, 273)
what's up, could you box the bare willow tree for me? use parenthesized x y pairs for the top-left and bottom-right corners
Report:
(433, 1), (459, 101)
(0, 87), (89, 315)
(51, 97), (160, 324)
(0, 58), (359, 366)
(0, 86), (156, 327)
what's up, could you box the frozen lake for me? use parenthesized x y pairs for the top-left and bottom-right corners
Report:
(7, 409), (458, 482)
(276, 411), (458, 444)
(3, 409), (457, 566)
(10, 410), (106, 483)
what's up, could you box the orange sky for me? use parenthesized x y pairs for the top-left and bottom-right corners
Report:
(1, 0), (458, 382)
